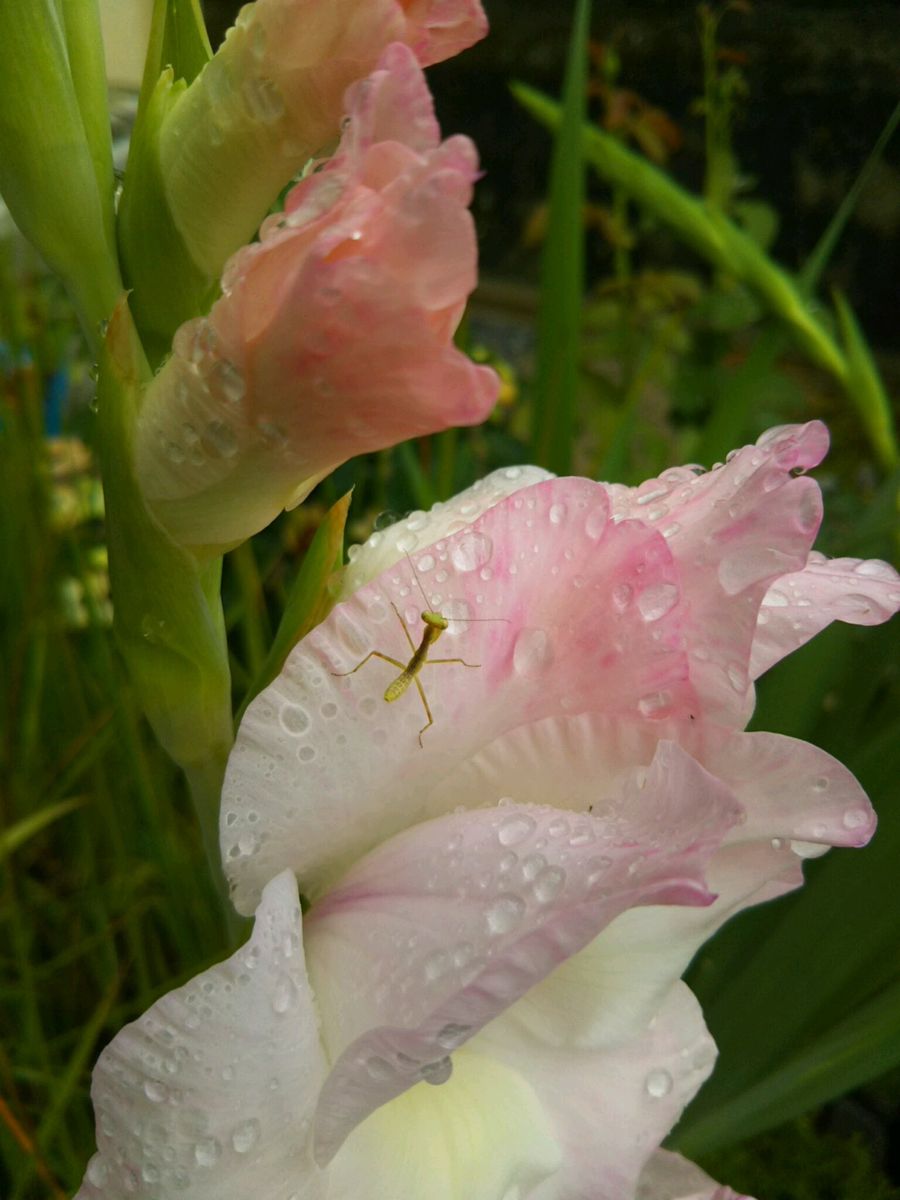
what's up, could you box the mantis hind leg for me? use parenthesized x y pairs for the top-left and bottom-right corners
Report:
(425, 657), (480, 668)
(414, 676), (434, 748)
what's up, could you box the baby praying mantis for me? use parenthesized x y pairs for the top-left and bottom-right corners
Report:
(332, 556), (503, 746)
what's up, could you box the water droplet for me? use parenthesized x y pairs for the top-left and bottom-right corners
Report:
(436, 1022), (471, 1050)
(513, 627), (552, 678)
(532, 866), (566, 903)
(231, 1118), (261, 1153)
(143, 1078), (167, 1103)
(611, 583), (633, 612)
(645, 1068), (673, 1098)
(86, 1153), (108, 1186)
(521, 852), (547, 881)
(586, 856), (612, 887)
(498, 814), (536, 847)
(549, 503), (566, 525)
(812, 776), (829, 792)
(762, 587), (790, 607)
(279, 704), (309, 735)
(297, 744), (316, 763)
(726, 663), (746, 692)
(451, 531), (493, 573)
(396, 532), (418, 554)
(637, 583), (679, 622)
(242, 75), (285, 122)
(638, 691), (672, 718)
(204, 419), (238, 458)
(854, 559), (897, 579)
(485, 893), (526, 935)
(842, 808), (869, 830)
(194, 1137), (222, 1167)
(424, 949), (450, 981)
(420, 1056), (453, 1086)
(272, 975), (297, 1013)
(418, 553), (435, 573)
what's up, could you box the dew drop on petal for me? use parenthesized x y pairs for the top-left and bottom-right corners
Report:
(513, 627), (552, 678)
(549, 503), (567, 525)
(143, 1079), (167, 1103)
(611, 583), (633, 612)
(231, 1118), (261, 1153)
(645, 1068), (673, 1098)
(86, 1154), (108, 1187)
(420, 1056), (453, 1086)
(521, 852), (547, 881)
(194, 1137), (222, 1167)
(485, 894), (526, 935)
(637, 583), (679, 622)
(638, 690), (673, 718)
(498, 814), (536, 847)
(436, 1022), (471, 1050)
(451, 531), (493, 573)
(532, 866), (566, 903)
(279, 704), (309, 735)
(842, 808), (869, 830)
(272, 975), (297, 1014)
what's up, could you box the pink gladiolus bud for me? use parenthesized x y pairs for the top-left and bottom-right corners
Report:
(134, 45), (499, 553)
(157, 0), (488, 285)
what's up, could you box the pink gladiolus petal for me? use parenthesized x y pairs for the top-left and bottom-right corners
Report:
(752, 552), (900, 677)
(636, 1149), (755, 1200)
(303, 746), (740, 1160)
(136, 46), (498, 551)
(420, 712), (875, 1043)
(605, 422), (829, 725)
(222, 476), (706, 912)
(75, 872), (327, 1200)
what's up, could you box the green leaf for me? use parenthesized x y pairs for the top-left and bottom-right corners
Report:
(676, 978), (900, 1154)
(526, 0), (590, 475)
(236, 491), (352, 723)
(0, 2), (121, 344)
(512, 85), (898, 471)
(59, 0), (116, 260)
(0, 798), (85, 858)
(800, 100), (900, 295)
(832, 289), (898, 473)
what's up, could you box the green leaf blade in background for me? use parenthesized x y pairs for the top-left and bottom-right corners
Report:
(521, 0), (591, 476)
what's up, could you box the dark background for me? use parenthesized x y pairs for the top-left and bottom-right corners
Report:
(203, 0), (900, 351)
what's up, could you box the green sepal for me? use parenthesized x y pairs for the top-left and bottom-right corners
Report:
(0, 1), (120, 346)
(117, 68), (218, 364)
(236, 492), (352, 725)
(97, 298), (232, 772)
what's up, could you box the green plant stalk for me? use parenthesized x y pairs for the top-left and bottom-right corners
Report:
(513, 83), (899, 470)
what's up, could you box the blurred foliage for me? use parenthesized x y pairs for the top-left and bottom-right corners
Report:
(1, 0), (899, 1195)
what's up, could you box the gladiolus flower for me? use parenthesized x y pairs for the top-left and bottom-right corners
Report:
(133, 46), (498, 553)
(77, 425), (899, 1198)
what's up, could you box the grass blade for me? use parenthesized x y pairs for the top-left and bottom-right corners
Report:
(526, 0), (590, 474)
